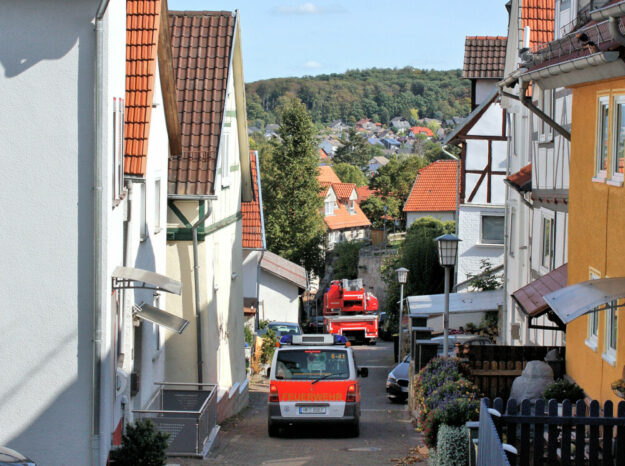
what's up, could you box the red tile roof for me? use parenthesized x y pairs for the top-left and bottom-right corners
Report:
(318, 165), (341, 184)
(332, 182), (356, 201)
(324, 202), (371, 230)
(356, 186), (375, 203)
(241, 150), (264, 249)
(403, 160), (459, 212)
(505, 163), (532, 193)
(463, 36), (507, 79)
(319, 149), (328, 159)
(410, 126), (434, 137)
(521, 0), (555, 50)
(124, 0), (162, 176)
(512, 264), (567, 318)
(168, 11), (235, 195)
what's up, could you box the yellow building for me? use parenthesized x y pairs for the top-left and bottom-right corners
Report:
(511, 2), (625, 403)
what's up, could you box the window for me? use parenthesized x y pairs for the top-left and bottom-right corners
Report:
(587, 271), (600, 350)
(509, 208), (516, 257)
(596, 96), (610, 179)
(612, 96), (625, 181)
(140, 182), (147, 241)
(541, 215), (555, 270)
(325, 200), (334, 216)
(539, 88), (554, 141)
(221, 134), (230, 188)
(481, 215), (504, 245)
(154, 294), (161, 352)
(603, 300), (617, 365)
(348, 199), (355, 214)
(112, 97), (125, 202)
(154, 179), (161, 233)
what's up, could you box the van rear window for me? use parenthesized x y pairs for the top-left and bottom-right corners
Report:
(276, 350), (349, 380)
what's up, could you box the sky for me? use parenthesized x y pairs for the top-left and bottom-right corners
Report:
(167, 1), (510, 83)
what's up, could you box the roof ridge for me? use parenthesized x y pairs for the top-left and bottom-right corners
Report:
(168, 10), (234, 16)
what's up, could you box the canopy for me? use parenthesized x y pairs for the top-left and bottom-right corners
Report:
(543, 277), (625, 324)
(133, 303), (189, 334)
(112, 266), (182, 295)
(407, 289), (504, 317)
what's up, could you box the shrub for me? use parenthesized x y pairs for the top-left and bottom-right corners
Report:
(543, 379), (585, 403)
(260, 329), (277, 364)
(244, 326), (253, 346)
(436, 425), (469, 466)
(109, 419), (169, 466)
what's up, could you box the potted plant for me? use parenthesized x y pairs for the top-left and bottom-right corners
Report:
(611, 378), (625, 399)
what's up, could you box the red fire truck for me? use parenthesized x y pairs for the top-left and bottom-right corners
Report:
(323, 279), (379, 344)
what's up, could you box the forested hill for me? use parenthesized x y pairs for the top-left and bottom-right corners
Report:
(245, 67), (471, 126)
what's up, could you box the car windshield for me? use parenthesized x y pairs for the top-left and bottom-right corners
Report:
(269, 324), (301, 335)
(275, 349), (349, 380)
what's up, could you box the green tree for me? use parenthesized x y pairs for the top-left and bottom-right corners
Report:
(370, 155), (427, 203)
(333, 128), (376, 168)
(109, 420), (169, 466)
(331, 241), (366, 279)
(360, 195), (401, 229)
(382, 217), (455, 329)
(261, 99), (326, 276)
(332, 162), (368, 186)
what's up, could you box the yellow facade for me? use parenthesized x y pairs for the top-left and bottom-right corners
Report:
(567, 77), (625, 403)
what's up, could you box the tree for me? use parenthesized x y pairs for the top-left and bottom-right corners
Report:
(332, 162), (368, 186)
(331, 241), (366, 280)
(109, 420), (169, 466)
(370, 155), (427, 202)
(382, 217), (455, 330)
(360, 195), (401, 229)
(333, 128), (375, 168)
(260, 99), (326, 276)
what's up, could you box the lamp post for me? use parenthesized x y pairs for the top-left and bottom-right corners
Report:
(435, 234), (461, 357)
(395, 267), (409, 363)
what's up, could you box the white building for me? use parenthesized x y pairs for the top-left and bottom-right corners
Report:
(444, 36), (508, 291)
(499, 0), (567, 346)
(165, 10), (252, 423)
(0, 1), (185, 464)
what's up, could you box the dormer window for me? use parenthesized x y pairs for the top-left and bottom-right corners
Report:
(348, 199), (355, 214)
(325, 200), (334, 216)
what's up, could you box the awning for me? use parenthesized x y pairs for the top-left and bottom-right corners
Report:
(504, 163), (532, 194)
(543, 277), (625, 325)
(112, 266), (182, 295)
(512, 264), (567, 331)
(133, 303), (189, 334)
(407, 289), (504, 317)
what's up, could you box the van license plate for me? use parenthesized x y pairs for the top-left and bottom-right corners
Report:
(300, 406), (326, 414)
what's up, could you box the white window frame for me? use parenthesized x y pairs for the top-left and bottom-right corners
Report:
(154, 178), (161, 233)
(509, 207), (516, 257)
(611, 95), (625, 184)
(220, 134), (230, 188)
(480, 215), (505, 245)
(603, 299), (617, 366)
(112, 97), (125, 202)
(586, 271), (600, 351)
(540, 212), (555, 272)
(595, 96), (610, 181)
(538, 88), (554, 142)
(325, 200), (334, 216)
(348, 199), (355, 214)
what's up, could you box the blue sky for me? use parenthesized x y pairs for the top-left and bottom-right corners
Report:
(168, 1), (509, 83)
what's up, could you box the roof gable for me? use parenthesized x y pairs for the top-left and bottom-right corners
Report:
(241, 150), (265, 249)
(317, 165), (342, 184)
(403, 160), (458, 213)
(124, 0), (162, 176)
(463, 36), (507, 80)
(168, 10), (236, 195)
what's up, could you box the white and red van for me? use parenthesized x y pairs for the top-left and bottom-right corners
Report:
(267, 334), (368, 437)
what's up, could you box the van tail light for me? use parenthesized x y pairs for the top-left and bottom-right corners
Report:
(269, 383), (279, 402)
(346, 384), (357, 402)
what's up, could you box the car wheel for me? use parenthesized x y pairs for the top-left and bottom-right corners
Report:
(268, 422), (279, 437)
(350, 420), (360, 437)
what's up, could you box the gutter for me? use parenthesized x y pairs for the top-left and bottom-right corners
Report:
(589, 1), (625, 22)
(93, 1), (110, 465)
(192, 202), (213, 383)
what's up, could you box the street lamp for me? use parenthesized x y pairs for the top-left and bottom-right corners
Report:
(435, 234), (461, 357)
(395, 267), (409, 363)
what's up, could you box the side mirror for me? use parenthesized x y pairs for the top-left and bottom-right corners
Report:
(266, 367), (271, 378)
(358, 367), (368, 378)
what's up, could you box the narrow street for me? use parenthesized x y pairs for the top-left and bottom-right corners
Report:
(170, 341), (425, 465)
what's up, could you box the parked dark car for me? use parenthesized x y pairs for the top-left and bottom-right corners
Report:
(0, 447), (36, 466)
(386, 354), (410, 402)
(378, 312), (392, 341)
(306, 316), (325, 333)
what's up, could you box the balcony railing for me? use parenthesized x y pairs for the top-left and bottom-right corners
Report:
(133, 382), (218, 457)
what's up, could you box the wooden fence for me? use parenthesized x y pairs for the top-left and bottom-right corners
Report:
(480, 397), (625, 465)
(464, 345), (565, 400)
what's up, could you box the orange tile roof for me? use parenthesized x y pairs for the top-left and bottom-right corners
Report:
(317, 165), (341, 184)
(356, 186), (375, 203)
(463, 36), (507, 79)
(505, 163), (532, 193)
(124, 0), (162, 176)
(319, 149), (328, 159)
(403, 160), (459, 212)
(241, 150), (265, 249)
(521, 0), (555, 49)
(324, 202), (371, 230)
(332, 182), (356, 201)
(410, 126), (434, 137)
(168, 11), (235, 195)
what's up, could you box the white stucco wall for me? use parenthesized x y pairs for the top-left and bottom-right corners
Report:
(259, 271), (301, 323)
(243, 249), (262, 299)
(475, 79), (498, 106)
(0, 1), (125, 464)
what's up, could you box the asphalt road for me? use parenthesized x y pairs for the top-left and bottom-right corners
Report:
(170, 340), (426, 465)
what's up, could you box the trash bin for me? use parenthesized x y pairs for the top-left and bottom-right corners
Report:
(392, 333), (399, 362)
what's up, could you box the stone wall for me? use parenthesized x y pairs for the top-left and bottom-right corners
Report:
(357, 249), (397, 311)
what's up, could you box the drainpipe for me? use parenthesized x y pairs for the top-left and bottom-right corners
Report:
(192, 202), (212, 383)
(608, 16), (625, 47)
(93, 1), (110, 465)
(255, 250), (265, 330)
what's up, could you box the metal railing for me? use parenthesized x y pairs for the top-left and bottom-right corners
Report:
(477, 399), (512, 466)
(133, 382), (218, 457)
